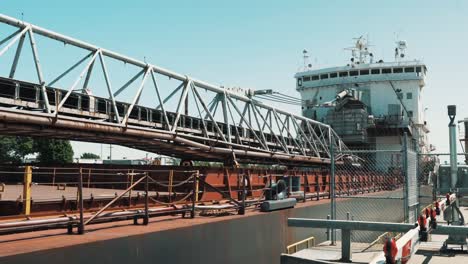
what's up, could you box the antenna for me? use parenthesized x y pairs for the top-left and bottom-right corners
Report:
(302, 49), (311, 71)
(344, 35), (372, 65)
(395, 40), (407, 61)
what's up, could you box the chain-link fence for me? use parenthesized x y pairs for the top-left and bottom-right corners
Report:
(419, 153), (468, 207)
(330, 138), (422, 244)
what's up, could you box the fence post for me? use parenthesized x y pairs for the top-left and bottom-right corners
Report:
(416, 143), (421, 215)
(128, 171), (134, 207)
(144, 172), (149, 225)
(303, 173), (306, 202)
(330, 129), (336, 245)
(191, 171), (198, 218)
(239, 174), (246, 215)
(169, 169), (174, 203)
(22, 165), (32, 216)
(316, 177), (319, 201)
(78, 168), (84, 234)
(403, 132), (409, 223)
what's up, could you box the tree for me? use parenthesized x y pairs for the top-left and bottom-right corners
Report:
(34, 139), (74, 164)
(80, 152), (100, 159)
(0, 136), (34, 163)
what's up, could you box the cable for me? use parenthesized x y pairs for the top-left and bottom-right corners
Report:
(274, 92), (305, 102)
(264, 94), (303, 103)
(254, 95), (302, 106)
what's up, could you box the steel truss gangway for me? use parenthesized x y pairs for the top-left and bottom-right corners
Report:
(0, 14), (347, 166)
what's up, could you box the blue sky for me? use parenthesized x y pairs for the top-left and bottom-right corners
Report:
(1, 0), (467, 158)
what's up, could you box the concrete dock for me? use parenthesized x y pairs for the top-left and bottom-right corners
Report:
(281, 206), (468, 263)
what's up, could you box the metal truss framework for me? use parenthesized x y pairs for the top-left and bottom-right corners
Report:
(0, 14), (348, 166)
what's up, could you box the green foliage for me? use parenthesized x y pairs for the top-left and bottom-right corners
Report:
(34, 139), (74, 164)
(80, 152), (100, 159)
(0, 136), (34, 163)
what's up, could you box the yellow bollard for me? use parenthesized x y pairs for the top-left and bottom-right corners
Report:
(23, 166), (32, 216)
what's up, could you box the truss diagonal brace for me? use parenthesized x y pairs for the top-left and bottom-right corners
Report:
(171, 78), (191, 132)
(99, 51), (121, 123)
(122, 67), (151, 126)
(0, 25), (29, 57)
(192, 85), (228, 143)
(150, 70), (171, 129)
(55, 50), (99, 115)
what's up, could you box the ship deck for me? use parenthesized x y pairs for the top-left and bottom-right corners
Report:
(0, 198), (331, 259)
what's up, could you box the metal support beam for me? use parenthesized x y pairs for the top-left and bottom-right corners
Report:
(9, 32), (25, 78)
(113, 69), (145, 97)
(98, 51), (121, 123)
(56, 50), (99, 115)
(150, 70), (171, 128)
(221, 92), (231, 142)
(0, 26), (29, 57)
(192, 85), (227, 142)
(288, 218), (468, 236)
(330, 133), (336, 244)
(171, 79), (191, 132)
(48, 52), (94, 87)
(122, 67), (150, 126)
(28, 28), (52, 113)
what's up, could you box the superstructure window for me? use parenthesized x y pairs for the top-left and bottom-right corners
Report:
(311, 75), (319, 81)
(339, 72), (348, 77)
(393, 67), (403, 73)
(406, 92), (412, 99)
(371, 69), (380, 74)
(303, 76), (311, 82)
(360, 69), (369, 75)
(382, 68), (391, 74)
(404, 67), (415, 73)
(350, 70), (358, 76)
(416, 66), (422, 73)
(408, 111), (413, 118)
(320, 74), (329, 79)
(330, 72), (338, 78)
(297, 78), (302, 86)
(397, 93), (403, 99)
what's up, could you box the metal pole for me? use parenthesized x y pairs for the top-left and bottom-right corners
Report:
(22, 165), (32, 216)
(144, 173), (149, 225)
(403, 132), (409, 223)
(303, 173), (306, 202)
(240, 175), (246, 215)
(330, 129), (336, 245)
(341, 229), (351, 262)
(191, 173), (197, 219)
(316, 177), (319, 201)
(447, 106), (461, 238)
(448, 105), (458, 189)
(415, 138), (421, 215)
(78, 168), (84, 234)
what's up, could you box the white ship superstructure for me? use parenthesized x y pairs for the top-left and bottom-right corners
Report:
(295, 37), (431, 153)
